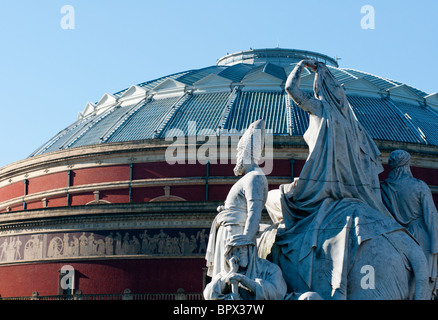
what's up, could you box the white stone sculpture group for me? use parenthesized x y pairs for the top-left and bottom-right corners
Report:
(204, 59), (438, 300)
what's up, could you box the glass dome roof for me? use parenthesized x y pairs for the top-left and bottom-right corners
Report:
(29, 48), (438, 158)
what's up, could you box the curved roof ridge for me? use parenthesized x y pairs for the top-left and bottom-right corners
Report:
(342, 67), (429, 97)
(332, 67), (359, 80)
(342, 67), (399, 86)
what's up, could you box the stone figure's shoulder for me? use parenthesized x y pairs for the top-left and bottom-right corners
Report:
(415, 178), (432, 192)
(402, 176), (428, 189)
(240, 171), (268, 199)
(258, 256), (282, 275)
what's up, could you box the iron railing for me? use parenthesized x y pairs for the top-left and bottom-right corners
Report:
(0, 289), (203, 301)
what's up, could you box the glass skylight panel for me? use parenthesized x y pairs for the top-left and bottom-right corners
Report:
(224, 91), (287, 134)
(159, 92), (230, 137)
(218, 64), (253, 82)
(70, 106), (130, 148)
(347, 95), (421, 144)
(175, 66), (226, 86)
(108, 96), (181, 142)
(392, 101), (438, 145)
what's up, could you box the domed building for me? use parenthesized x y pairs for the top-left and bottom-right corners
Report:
(0, 48), (437, 299)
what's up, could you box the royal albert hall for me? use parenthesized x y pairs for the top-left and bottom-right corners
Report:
(0, 48), (437, 299)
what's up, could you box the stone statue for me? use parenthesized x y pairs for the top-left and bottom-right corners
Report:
(203, 234), (287, 300)
(268, 59), (391, 228)
(381, 150), (438, 297)
(205, 119), (268, 278)
(261, 59), (431, 300)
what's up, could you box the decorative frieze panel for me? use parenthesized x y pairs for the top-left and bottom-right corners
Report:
(0, 227), (210, 265)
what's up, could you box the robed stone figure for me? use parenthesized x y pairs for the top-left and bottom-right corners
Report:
(205, 120), (268, 278)
(381, 150), (438, 296)
(203, 234), (286, 300)
(263, 60), (430, 300)
(268, 59), (390, 228)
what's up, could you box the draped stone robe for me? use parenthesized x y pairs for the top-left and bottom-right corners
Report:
(206, 167), (268, 277)
(263, 61), (409, 299)
(381, 166), (438, 292)
(279, 61), (391, 229)
(204, 243), (286, 300)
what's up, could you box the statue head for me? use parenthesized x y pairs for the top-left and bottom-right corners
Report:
(234, 119), (266, 176)
(388, 149), (411, 169)
(313, 61), (348, 111)
(387, 150), (412, 180)
(224, 234), (255, 270)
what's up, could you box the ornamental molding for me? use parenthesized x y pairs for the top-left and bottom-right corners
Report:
(0, 176), (291, 212)
(0, 202), (220, 227)
(0, 137), (437, 199)
(0, 202), (275, 265)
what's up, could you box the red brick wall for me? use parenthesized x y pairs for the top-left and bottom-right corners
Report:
(0, 182), (23, 203)
(0, 160), (436, 212)
(0, 258), (205, 298)
(72, 165), (130, 185)
(27, 172), (68, 194)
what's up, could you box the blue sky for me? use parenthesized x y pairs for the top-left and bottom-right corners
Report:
(0, 0), (437, 168)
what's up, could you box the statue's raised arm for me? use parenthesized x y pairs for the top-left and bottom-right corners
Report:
(285, 59), (323, 116)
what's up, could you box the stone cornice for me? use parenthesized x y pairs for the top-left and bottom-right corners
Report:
(0, 139), (173, 180)
(0, 201), (221, 229)
(1, 136), (437, 189)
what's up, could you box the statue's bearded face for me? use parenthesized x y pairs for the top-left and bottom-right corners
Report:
(230, 245), (249, 269)
(233, 138), (254, 176)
